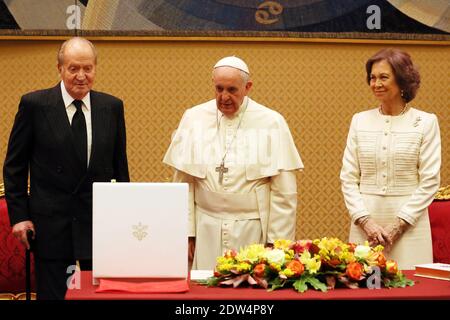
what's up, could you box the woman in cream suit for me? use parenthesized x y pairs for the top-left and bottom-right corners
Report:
(340, 48), (441, 270)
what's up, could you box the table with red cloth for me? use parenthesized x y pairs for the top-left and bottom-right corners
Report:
(66, 271), (450, 300)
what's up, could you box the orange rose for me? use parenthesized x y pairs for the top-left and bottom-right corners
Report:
(375, 252), (387, 268)
(253, 263), (266, 277)
(286, 260), (305, 277)
(386, 260), (398, 274)
(347, 243), (357, 252)
(324, 258), (341, 268)
(346, 262), (363, 281)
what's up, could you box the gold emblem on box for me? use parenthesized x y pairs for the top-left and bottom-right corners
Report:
(132, 222), (148, 241)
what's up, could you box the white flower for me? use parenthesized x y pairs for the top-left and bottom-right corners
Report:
(354, 245), (371, 259)
(264, 249), (286, 265)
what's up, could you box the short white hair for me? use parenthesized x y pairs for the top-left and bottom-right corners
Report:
(57, 37), (97, 65)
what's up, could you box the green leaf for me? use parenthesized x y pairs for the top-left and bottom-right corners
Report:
(267, 277), (285, 292)
(405, 279), (415, 286)
(204, 277), (222, 287)
(306, 277), (328, 292)
(293, 279), (308, 293)
(384, 274), (415, 288)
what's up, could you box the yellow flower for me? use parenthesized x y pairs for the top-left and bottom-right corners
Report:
(299, 251), (321, 274)
(340, 251), (356, 264)
(269, 262), (282, 272)
(280, 268), (295, 278)
(236, 262), (252, 273)
(373, 245), (384, 252)
(235, 244), (266, 264)
(299, 251), (312, 261)
(315, 237), (351, 262)
(217, 263), (234, 273)
(286, 249), (295, 259)
(217, 256), (235, 266)
(274, 239), (292, 250)
(305, 258), (321, 274)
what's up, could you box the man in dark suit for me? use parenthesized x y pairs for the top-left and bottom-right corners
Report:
(3, 37), (130, 300)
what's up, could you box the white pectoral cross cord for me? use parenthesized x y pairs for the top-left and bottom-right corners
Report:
(215, 160), (228, 185)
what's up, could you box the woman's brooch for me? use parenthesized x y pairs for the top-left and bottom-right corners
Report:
(413, 116), (422, 127)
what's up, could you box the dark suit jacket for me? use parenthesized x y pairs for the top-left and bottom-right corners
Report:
(3, 83), (130, 259)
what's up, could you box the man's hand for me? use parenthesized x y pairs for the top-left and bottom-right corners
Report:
(384, 218), (409, 252)
(12, 220), (35, 250)
(357, 217), (390, 247)
(188, 237), (196, 266)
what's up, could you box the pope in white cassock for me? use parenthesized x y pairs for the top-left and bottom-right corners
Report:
(163, 56), (304, 270)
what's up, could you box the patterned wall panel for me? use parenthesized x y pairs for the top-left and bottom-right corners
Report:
(0, 40), (448, 241)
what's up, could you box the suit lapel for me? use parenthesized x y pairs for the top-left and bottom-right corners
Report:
(43, 84), (84, 172)
(88, 91), (110, 172)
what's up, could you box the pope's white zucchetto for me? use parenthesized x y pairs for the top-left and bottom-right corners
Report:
(213, 56), (250, 74)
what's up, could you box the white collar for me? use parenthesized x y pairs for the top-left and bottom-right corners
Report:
(60, 81), (91, 110)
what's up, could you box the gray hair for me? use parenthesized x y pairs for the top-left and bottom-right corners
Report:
(57, 37), (97, 65)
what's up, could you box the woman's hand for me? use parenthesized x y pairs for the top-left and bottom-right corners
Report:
(384, 218), (410, 252)
(357, 217), (390, 247)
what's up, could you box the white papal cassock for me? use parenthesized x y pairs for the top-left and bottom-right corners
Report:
(163, 96), (304, 269)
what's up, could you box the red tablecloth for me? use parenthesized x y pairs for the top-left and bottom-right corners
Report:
(66, 271), (450, 300)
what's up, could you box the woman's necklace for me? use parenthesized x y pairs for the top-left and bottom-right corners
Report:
(379, 103), (408, 116)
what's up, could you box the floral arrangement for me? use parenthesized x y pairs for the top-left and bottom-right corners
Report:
(203, 238), (414, 292)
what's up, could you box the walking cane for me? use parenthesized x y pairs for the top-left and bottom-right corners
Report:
(26, 229), (34, 301)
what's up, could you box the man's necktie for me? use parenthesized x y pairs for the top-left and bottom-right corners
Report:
(71, 100), (87, 169)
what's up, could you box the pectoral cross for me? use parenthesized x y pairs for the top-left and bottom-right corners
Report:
(215, 161), (228, 185)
